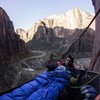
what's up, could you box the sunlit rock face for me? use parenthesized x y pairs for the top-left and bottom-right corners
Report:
(17, 8), (95, 42)
(17, 8), (95, 56)
(16, 28), (28, 42)
(0, 7), (27, 92)
(16, 8), (95, 81)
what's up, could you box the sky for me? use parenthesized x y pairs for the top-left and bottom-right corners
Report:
(0, 0), (94, 31)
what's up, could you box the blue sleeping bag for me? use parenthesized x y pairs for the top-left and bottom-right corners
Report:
(0, 66), (72, 100)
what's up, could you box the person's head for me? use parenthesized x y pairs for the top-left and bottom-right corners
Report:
(65, 55), (74, 67)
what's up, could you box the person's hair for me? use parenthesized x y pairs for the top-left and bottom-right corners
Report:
(67, 55), (74, 64)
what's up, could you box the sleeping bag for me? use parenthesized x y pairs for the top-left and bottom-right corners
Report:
(0, 65), (72, 100)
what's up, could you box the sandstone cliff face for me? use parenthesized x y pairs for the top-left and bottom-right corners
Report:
(0, 7), (26, 57)
(17, 8), (95, 42)
(90, 0), (100, 72)
(15, 8), (95, 72)
(0, 7), (95, 93)
(17, 8), (95, 58)
(16, 28), (28, 42)
(0, 7), (27, 92)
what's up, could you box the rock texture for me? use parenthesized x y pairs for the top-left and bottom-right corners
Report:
(90, 0), (100, 72)
(16, 28), (28, 42)
(0, 7), (26, 57)
(17, 8), (95, 41)
(17, 8), (95, 58)
(0, 7), (27, 92)
(0, 7), (96, 93)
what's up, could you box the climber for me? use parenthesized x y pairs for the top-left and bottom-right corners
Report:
(56, 55), (74, 67)
(56, 55), (79, 78)
(0, 64), (72, 100)
(65, 55), (75, 68)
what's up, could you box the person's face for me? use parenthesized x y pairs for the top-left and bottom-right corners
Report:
(65, 57), (72, 65)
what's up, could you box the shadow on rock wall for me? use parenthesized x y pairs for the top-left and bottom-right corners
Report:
(0, 7), (27, 93)
(26, 25), (95, 59)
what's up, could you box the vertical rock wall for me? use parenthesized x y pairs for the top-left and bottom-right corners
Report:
(0, 7), (27, 92)
(90, 0), (100, 72)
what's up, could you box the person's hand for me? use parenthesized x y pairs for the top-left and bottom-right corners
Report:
(95, 94), (100, 100)
(70, 77), (78, 84)
(80, 85), (97, 100)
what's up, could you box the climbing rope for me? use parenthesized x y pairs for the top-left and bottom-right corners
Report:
(90, 49), (100, 71)
(71, 72), (100, 89)
(62, 8), (100, 59)
(62, 8), (100, 90)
